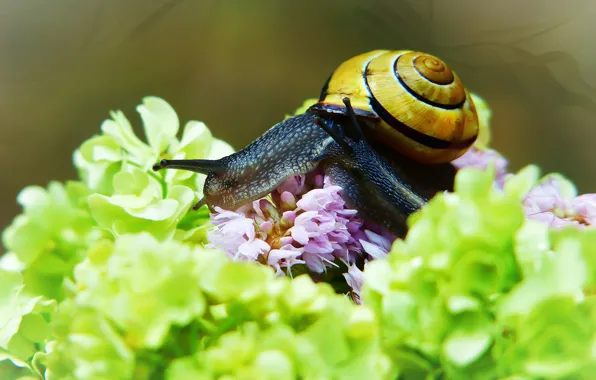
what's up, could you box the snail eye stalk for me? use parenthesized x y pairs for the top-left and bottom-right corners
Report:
(152, 159), (226, 174)
(342, 97), (365, 141)
(313, 117), (352, 153)
(192, 197), (207, 211)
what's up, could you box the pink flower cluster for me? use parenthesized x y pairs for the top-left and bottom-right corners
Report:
(523, 177), (596, 228)
(454, 147), (596, 229)
(206, 171), (393, 300)
(452, 146), (510, 188)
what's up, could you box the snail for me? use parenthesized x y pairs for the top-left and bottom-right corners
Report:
(152, 50), (479, 236)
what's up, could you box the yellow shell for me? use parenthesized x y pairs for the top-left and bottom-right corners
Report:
(309, 50), (479, 164)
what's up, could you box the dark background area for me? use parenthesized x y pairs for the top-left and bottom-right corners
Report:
(1, 0), (596, 249)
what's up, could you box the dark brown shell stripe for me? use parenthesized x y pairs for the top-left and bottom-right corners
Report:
(318, 72), (333, 101)
(363, 52), (474, 150)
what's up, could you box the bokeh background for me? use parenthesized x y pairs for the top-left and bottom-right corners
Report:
(1, 0), (596, 246)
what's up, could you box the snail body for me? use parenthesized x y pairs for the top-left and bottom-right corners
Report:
(309, 50), (479, 163)
(321, 137), (426, 236)
(155, 111), (427, 235)
(164, 113), (334, 211)
(153, 50), (479, 236)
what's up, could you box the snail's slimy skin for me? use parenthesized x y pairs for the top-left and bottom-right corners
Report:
(202, 113), (333, 211)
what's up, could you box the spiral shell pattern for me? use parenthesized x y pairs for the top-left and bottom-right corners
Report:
(311, 50), (479, 164)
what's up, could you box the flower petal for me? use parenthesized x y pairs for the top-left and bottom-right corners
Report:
(101, 111), (151, 162)
(137, 97), (180, 154)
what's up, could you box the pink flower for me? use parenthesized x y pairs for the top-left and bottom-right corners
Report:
(343, 263), (365, 304)
(523, 177), (571, 227)
(276, 175), (306, 195)
(236, 239), (270, 261)
(207, 208), (262, 256)
(267, 244), (305, 276)
(451, 148), (596, 229)
(206, 170), (394, 296)
(570, 194), (596, 225)
(522, 177), (596, 229)
(452, 147), (509, 189)
(359, 230), (392, 259)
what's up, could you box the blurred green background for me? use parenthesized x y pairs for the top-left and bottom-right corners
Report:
(1, 0), (596, 243)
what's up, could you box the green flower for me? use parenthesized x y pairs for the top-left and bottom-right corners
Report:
(470, 92), (492, 150)
(73, 134), (123, 195)
(70, 233), (219, 350)
(167, 323), (298, 380)
(492, 225), (596, 378)
(193, 260), (392, 379)
(167, 312), (390, 380)
(1, 181), (100, 300)
(44, 300), (135, 380)
(0, 270), (55, 378)
(87, 167), (195, 241)
(499, 224), (588, 319)
(362, 165), (596, 378)
(74, 97), (234, 242)
(284, 98), (318, 119)
(497, 296), (596, 378)
(43, 233), (232, 379)
(43, 232), (392, 379)
(74, 96), (234, 195)
(362, 167), (533, 378)
(167, 273), (392, 380)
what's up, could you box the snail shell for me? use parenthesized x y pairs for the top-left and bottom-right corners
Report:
(309, 50), (479, 164)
